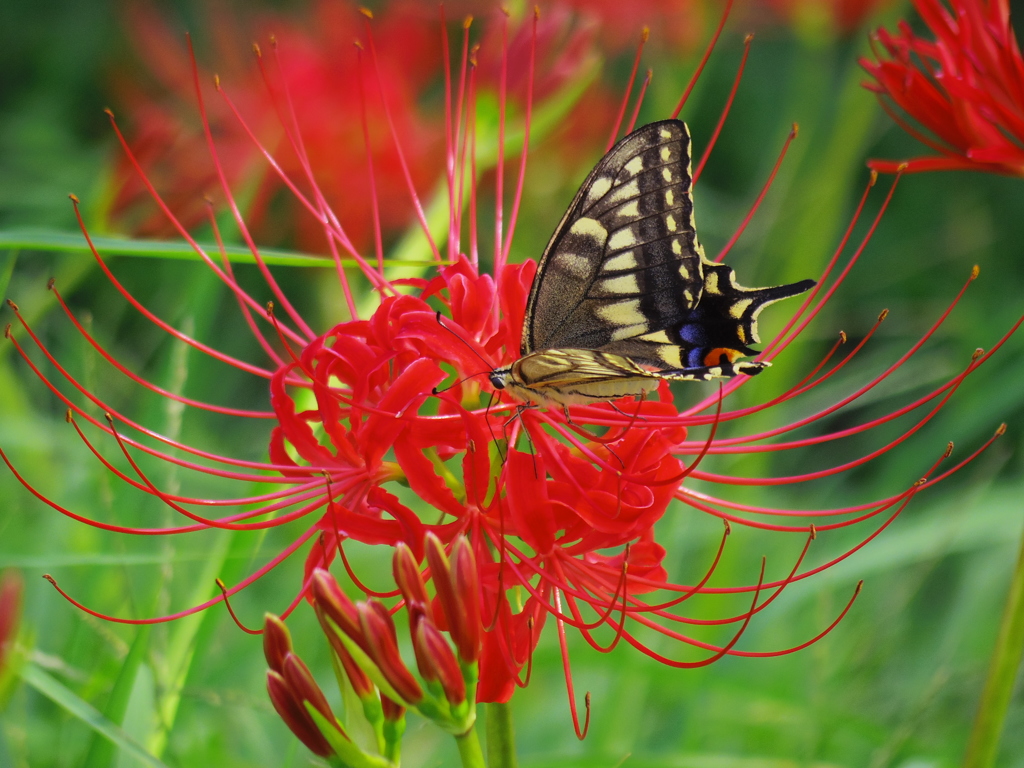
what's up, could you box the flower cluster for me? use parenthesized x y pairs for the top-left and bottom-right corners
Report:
(862, 0), (1024, 175)
(0, 1), (1017, 756)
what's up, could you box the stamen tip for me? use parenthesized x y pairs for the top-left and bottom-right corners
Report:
(790, 122), (799, 138)
(501, 6), (511, 17)
(641, 26), (650, 42)
(997, 422), (1008, 436)
(359, 7), (373, 19)
(972, 347), (984, 361)
(252, 42), (262, 57)
(65, 409), (73, 423)
(103, 107), (115, 119)
(213, 73), (221, 90)
(46, 277), (55, 290)
(42, 574), (57, 586)
(944, 441), (954, 458)
(878, 308), (889, 321)
(6, 299), (18, 311)
(809, 523), (817, 540)
(723, 519), (732, 535)
(896, 161), (909, 173)
(68, 193), (80, 204)
(353, 39), (364, 50)
(970, 264), (980, 279)
(104, 412), (114, 424)
(269, 34), (278, 48)
(463, 15), (473, 28)
(744, 32), (755, 44)
(869, 169), (879, 185)
(854, 580), (864, 595)
(534, 5), (540, 19)
(3, 324), (10, 339)
(838, 330), (847, 344)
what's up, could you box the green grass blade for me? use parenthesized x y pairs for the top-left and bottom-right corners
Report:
(0, 230), (436, 268)
(0, 250), (16, 304)
(963, 517), (1024, 768)
(19, 663), (169, 768)
(81, 626), (153, 768)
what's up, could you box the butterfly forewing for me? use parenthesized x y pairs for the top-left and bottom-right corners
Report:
(523, 120), (705, 355)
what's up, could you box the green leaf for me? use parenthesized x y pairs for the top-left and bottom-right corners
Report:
(81, 626), (152, 768)
(0, 230), (436, 269)
(19, 663), (169, 768)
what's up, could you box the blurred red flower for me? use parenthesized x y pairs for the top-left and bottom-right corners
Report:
(862, 0), (1024, 175)
(759, 0), (894, 35)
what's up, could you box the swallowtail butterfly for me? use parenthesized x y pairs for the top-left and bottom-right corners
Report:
(489, 119), (815, 407)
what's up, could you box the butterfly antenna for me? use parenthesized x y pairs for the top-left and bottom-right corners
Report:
(434, 311), (495, 369)
(432, 369), (491, 396)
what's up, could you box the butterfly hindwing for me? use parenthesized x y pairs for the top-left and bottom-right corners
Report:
(523, 120), (705, 355)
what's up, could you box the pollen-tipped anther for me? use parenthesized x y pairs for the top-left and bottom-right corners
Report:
(744, 32), (755, 44)
(68, 193), (80, 204)
(838, 330), (847, 344)
(809, 524), (817, 540)
(463, 15), (473, 29)
(64, 409), (73, 423)
(6, 300), (18, 312)
(791, 122), (799, 139)
(252, 42), (262, 57)
(103, 108), (114, 119)
(359, 7), (373, 19)
(869, 169), (878, 185)
(878, 308), (889, 321)
(213, 74), (221, 90)
(944, 441), (954, 458)
(3, 325), (10, 340)
(997, 423), (1008, 436)
(972, 348), (984, 361)
(971, 264), (980, 279)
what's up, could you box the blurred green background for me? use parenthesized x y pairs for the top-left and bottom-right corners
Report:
(2, 0), (1024, 766)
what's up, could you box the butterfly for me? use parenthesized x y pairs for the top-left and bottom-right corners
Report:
(489, 119), (815, 408)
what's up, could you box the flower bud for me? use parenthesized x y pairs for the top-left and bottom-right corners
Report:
(413, 619), (466, 705)
(0, 570), (23, 675)
(424, 532), (456, 628)
(316, 604), (375, 699)
(311, 568), (366, 652)
(359, 600), (424, 704)
(262, 613), (292, 674)
(393, 542), (429, 613)
(266, 670), (334, 758)
(282, 652), (336, 726)
(450, 536), (482, 664)
(381, 694), (406, 722)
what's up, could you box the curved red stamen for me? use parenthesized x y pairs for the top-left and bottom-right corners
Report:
(607, 27), (649, 150)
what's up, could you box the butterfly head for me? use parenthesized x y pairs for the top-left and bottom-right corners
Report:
(489, 366), (512, 391)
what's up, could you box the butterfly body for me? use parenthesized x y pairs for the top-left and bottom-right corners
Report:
(496, 119), (814, 406)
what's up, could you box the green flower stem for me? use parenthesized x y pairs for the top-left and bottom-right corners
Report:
(963, 520), (1024, 767)
(455, 725), (487, 768)
(485, 702), (517, 768)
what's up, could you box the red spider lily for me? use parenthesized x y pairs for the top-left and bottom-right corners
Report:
(862, 0), (1024, 175)
(1, 2), (1018, 741)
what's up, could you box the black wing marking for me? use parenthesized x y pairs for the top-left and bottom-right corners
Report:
(523, 120), (705, 354)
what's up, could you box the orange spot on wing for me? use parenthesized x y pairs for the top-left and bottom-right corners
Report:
(703, 347), (742, 366)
